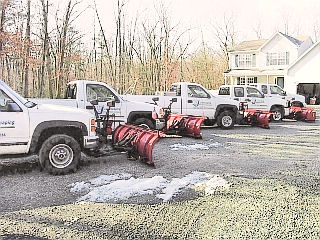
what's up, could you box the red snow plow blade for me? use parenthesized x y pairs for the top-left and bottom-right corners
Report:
(242, 109), (272, 129)
(289, 106), (316, 122)
(113, 124), (165, 165)
(164, 114), (206, 139)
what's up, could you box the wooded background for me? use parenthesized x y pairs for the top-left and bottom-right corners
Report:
(0, 0), (234, 98)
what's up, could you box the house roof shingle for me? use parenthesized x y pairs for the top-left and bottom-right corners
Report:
(230, 39), (267, 52)
(230, 32), (310, 52)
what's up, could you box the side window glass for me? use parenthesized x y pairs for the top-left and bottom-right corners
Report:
(169, 85), (181, 96)
(187, 85), (210, 98)
(234, 87), (244, 97)
(65, 84), (77, 99)
(86, 85), (117, 102)
(270, 85), (282, 94)
(0, 90), (18, 112)
(218, 87), (230, 95)
(261, 85), (268, 94)
(247, 87), (263, 98)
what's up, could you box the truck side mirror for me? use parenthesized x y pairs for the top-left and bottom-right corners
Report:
(171, 98), (177, 103)
(6, 102), (21, 112)
(90, 99), (99, 106)
(152, 97), (159, 105)
(107, 100), (115, 107)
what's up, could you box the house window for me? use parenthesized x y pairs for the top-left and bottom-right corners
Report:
(235, 54), (256, 68)
(266, 52), (289, 66)
(237, 77), (257, 85)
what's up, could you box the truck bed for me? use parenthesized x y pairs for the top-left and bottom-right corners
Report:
(30, 98), (78, 108)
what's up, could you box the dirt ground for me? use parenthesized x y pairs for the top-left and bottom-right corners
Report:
(0, 106), (319, 239)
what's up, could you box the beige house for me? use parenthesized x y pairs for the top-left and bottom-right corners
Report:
(224, 32), (313, 89)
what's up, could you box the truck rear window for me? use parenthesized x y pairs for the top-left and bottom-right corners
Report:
(219, 87), (230, 95)
(234, 87), (244, 97)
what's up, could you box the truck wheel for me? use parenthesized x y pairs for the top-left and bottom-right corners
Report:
(39, 134), (80, 175)
(217, 111), (235, 129)
(271, 107), (284, 122)
(134, 118), (155, 129)
(292, 101), (304, 107)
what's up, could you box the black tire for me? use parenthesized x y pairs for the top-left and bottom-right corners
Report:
(291, 101), (304, 107)
(271, 107), (284, 122)
(39, 134), (81, 175)
(217, 110), (235, 129)
(133, 118), (155, 129)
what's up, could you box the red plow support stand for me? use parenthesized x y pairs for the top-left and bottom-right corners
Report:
(113, 125), (165, 165)
(289, 106), (316, 122)
(243, 109), (272, 129)
(164, 114), (206, 139)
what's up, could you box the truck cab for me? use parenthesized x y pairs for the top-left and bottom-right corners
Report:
(0, 80), (99, 174)
(249, 83), (306, 107)
(123, 82), (241, 129)
(32, 80), (163, 129)
(218, 85), (290, 121)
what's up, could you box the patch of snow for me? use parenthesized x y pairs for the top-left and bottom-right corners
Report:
(156, 172), (210, 202)
(69, 181), (92, 193)
(197, 176), (230, 195)
(169, 141), (222, 151)
(78, 176), (168, 202)
(69, 172), (229, 203)
(89, 173), (132, 186)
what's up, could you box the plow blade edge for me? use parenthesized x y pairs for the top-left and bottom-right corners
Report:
(113, 124), (164, 165)
(243, 109), (272, 129)
(289, 106), (316, 122)
(164, 114), (206, 139)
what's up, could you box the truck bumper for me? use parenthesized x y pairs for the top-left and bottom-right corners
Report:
(83, 136), (99, 149)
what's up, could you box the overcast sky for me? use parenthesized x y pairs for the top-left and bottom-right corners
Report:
(54, 0), (320, 50)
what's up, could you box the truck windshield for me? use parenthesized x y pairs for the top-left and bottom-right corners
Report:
(270, 85), (285, 95)
(0, 80), (36, 107)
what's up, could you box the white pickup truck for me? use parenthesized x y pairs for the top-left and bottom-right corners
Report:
(32, 80), (163, 129)
(123, 82), (241, 129)
(249, 83), (306, 107)
(0, 80), (99, 174)
(217, 85), (290, 121)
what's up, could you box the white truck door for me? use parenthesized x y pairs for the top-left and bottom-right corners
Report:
(0, 90), (30, 154)
(186, 84), (214, 117)
(245, 86), (268, 110)
(85, 84), (123, 121)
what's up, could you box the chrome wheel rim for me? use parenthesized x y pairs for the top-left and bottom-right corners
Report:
(49, 144), (73, 169)
(273, 111), (282, 121)
(222, 116), (232, 127)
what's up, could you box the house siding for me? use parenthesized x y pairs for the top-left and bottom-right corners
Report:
(224, 32), (314, 93)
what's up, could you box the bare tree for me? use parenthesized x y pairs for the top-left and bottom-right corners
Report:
(23, 0), (31, 97)
(211, 13), (237, 60)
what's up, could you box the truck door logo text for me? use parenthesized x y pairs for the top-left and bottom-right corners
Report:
(0, 120), (15, 129)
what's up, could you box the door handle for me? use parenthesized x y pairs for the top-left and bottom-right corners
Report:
(244, 99), (251, 102)
(188, 100), (193, 103)
(234, 98), (239, 101)
(86, 106), (94, 109)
